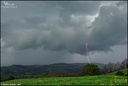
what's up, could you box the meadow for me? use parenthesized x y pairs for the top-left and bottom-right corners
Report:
(1, 69), (127, 85)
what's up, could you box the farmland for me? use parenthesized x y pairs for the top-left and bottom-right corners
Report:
(1, 69), (127, 85)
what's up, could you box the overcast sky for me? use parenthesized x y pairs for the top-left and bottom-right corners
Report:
(1, 1), (127, 66)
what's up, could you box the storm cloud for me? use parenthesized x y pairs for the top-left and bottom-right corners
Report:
(1, 1), (127, 66)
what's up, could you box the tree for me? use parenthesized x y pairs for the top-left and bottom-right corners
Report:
(120, 59), (128, 69)
(114, 62), (121, 71)
(81, 64), (102, 76)
(107, 62), (115, 72)
(101, 65), (109, 74)
(102, 62), (119, 74)
(6, 74), (15, 81)
(115, 71), (124, 76)
(48, 71), (78, 77)
(101, 59), (127, 74)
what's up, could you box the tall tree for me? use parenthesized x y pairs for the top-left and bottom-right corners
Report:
(120, 59), (127, 69)
(81, 64), (102, 76)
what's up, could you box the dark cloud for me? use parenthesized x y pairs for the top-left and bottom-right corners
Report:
(87, 4), (127, 52)
(1, 1), (127, 66)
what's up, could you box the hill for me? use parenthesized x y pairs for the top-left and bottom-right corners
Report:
(1, 68), (127, 85)
(1, 63), (104, 81)
(106, 68), (127, 75)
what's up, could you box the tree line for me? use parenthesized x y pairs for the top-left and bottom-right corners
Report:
(102, 59), (127, 74)
(1, 59), (127, 81)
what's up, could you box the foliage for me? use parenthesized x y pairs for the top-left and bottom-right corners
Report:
(1, 74), (127, 85)
(116, 71), (124, 76)
(81, 64), (102, 76)
(105, 68), (127, 76)
(120, 59), (128, 69)
(1, 69), (127, 85)
(0, 74), (15, 81)
(6, 74), (15, 81)
(102, 59), (128, 74)
(48, 71), (79, 77)
(125, 74), (128, 76)
(1, 63), (104, 81)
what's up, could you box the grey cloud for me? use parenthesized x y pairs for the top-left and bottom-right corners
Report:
(1, 1), (127, 66)
(2, 1), (127, 55)
(58, 2), (101, 28)
(1, 1), (127, 57)
(24, 16), (46, 25)
(88, 4), (127, 52)
(59, 1), (101, 15)
(1, 48), (72, 66)
(116, 1), (127, 6)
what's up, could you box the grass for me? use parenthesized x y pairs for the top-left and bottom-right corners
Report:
(106, 68), (127, 75)
(1, 69), (127, 85)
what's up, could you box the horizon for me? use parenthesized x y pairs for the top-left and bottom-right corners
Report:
(1, 62), (106, 67)
(3, 60), (127, 67)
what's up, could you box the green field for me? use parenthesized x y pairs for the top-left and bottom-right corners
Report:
(1, 69), (127, 85)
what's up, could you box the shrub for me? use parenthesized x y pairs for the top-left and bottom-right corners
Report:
(80, 64), (102, 76)
(48, 71), (79, 77)
(125, 74), (128, 76)
(115, 71), (124, 76)
(6, 74), (15, 80)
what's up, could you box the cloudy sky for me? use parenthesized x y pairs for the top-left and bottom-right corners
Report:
(1, 1), (127, 66)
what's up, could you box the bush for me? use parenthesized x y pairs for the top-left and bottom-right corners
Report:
(115, 71), (124, 76)
(125, 74), (128, 76)
(48, 71), (79, 77)
(80, 64), (102, 76)
(6, 74), (15, 80)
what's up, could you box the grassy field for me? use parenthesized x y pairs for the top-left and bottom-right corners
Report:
(106, 68), (127, 75)
(1, 69), (127, 85)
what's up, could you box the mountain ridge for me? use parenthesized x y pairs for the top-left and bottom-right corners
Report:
(1, 63), (105, 78)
